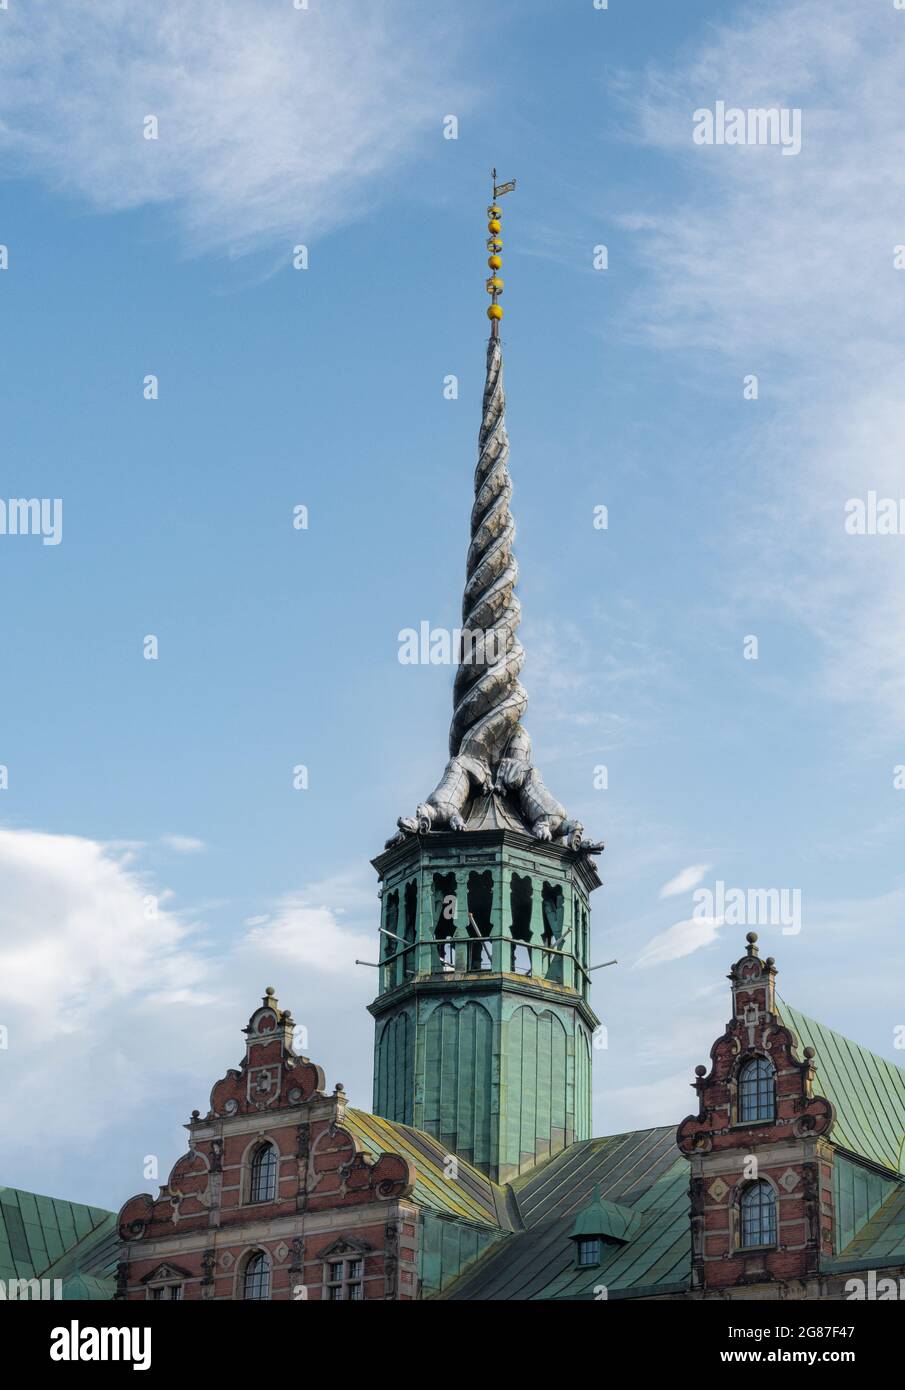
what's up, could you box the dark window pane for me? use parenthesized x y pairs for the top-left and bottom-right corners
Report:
(738, 1058), (774, 1122)
(243, 1252), (271, 1300)
(249, 1144), (278, 1203)
(740, 1181), (777, 1248)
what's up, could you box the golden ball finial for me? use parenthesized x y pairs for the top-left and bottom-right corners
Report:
(488, 219), (501, 234)
(487, 303), (503, 321)
(487, 254), (502, 270)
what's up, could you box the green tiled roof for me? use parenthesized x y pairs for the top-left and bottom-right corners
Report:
(777, 999), (905, 1174)
(345, 1108), (511, 1229)
(439, 1127), (691, 1300)
(0, 1187), (118, 1299)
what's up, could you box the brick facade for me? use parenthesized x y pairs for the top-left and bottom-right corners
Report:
(116, 990), (421, 1300)
(677, 933), (836, 1293)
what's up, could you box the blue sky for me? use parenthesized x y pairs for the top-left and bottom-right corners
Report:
(2, 0), (905, 1209)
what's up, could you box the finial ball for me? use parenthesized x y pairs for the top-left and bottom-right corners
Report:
(746, 932), (758, 944)
(488, 255), (502, 270)
(487, 304), (503, 321)
(488, 219), (501, 234)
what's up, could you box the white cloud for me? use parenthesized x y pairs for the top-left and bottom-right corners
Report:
(659, 864), (711, 899)
(161, 834), (205, 854)
(0, 0), (466, 257)
(635, 915), (723, 969)
(0, 829), (376, 1191)
(240, 896), (374, 974)
(0, 828), (211, 1030)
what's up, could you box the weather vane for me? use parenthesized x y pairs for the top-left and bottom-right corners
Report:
(486, 168), (516, 337)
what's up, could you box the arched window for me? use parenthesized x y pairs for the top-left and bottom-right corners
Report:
(737, 1056), (774, 1123)
(739, 1181), (777, 1249)
(249, 1142), (278, 1203)
(243, 1251), (271, 1301)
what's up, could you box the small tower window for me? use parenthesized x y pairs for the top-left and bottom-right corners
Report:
(576, 1237), (601, 1267)
(467, 870), (493, 971)
(432, 871), (457, 971)
(243, 1251), (271, 1300)
(739, 1180), (777, 1249)
(383, 889), (400, 986)
(541, 883), (564, 983)
(509, 873), (533, 974)
(249, 1142), (278, 1203)
(737, 1057), (774, 1123)
(403, 880), (417, 977)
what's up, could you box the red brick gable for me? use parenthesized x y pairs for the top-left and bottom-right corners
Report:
(676, 933), (837, 1291)
(116, 989), (418, 1300)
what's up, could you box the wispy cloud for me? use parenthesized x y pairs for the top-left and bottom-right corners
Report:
(240, 897), (373, 974)
(160, 834), (205, 854)
(659, 863), (711, 899)
(635, 914), (723, 969)
(0, 0), (466, 258)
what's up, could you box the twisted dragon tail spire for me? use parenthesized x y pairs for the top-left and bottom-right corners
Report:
(390, 174), (599, 852)
(449, 333), (527, 766)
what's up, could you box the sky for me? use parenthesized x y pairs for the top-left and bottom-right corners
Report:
(1, 0), (905, 1210)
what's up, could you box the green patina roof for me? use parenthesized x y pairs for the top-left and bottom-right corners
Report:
(439, 1126), (691, 1300)
(0, 1187), (118, 1299)
(777, 998), (905, 1174)
(827, 1183), (905, 1272)
(345, 1108), (511, 1229)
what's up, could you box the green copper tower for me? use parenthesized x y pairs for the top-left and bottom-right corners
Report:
(369, 176), (602, 1184)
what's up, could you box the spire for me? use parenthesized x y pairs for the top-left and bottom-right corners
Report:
(389, 174), (600, 854)
(450, 181), (524, 768)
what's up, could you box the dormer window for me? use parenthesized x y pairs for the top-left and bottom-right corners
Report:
(569, 1185), (642, 1269)
(249, 1141), (278, 1203)
(576, 1237), (601, 1267)
(739, 1180), (777, 1249)
(737, 1056), (775, 1123)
